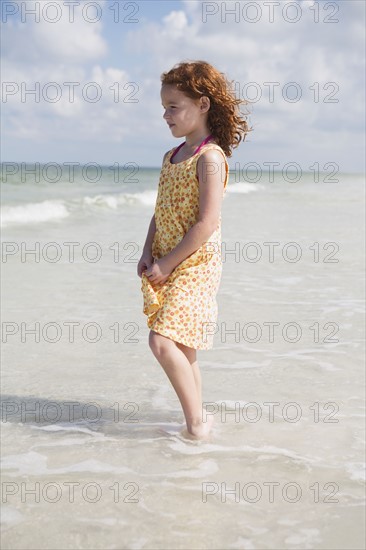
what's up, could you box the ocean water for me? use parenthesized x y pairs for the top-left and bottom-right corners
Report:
(1, 165), (365, 549)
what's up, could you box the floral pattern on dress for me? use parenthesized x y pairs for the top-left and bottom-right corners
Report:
(141, 143), (229, 350)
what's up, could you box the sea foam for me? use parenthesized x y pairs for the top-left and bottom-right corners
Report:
(1, 200), (70, 227)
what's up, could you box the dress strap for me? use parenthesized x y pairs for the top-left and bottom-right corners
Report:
(194, 134), (213, 155)
(170, 141), (185, 162)
(170, 134), (214, 162)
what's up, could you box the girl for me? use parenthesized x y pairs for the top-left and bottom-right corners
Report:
(137, 60), (252, 440)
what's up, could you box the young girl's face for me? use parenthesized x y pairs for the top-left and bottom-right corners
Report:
(161, 84), (204, 138)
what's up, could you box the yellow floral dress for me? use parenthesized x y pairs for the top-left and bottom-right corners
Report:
(141, 142), (229, 350)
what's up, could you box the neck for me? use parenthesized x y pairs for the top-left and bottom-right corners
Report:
(185, 130), (212, 150)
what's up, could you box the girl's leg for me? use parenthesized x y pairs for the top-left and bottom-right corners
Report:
(175, 342), (214, 437)
(175, 341), (202, 410)
(149, 330), (213, 438)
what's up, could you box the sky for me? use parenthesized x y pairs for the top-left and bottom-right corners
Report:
(1, 0), (365, 172)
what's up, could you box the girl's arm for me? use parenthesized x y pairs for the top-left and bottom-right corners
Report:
(142, 214), (156, 255)
(163, 149), (227, 270)
(142, 150), (170, 256)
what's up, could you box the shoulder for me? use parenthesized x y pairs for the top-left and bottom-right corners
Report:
(162, 150), (171, 164)
(196, 145), (228, 177)
(162, 148), (175, 166)
(198, 146), (227, 164)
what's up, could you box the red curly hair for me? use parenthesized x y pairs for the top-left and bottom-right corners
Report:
(160, 60), (253, 157)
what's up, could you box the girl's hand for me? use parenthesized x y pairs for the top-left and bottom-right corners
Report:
(144, 257), (173, 286)
(137, 252), (154, 278)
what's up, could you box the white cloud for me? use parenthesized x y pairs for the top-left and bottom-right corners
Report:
(1, 0), (134, 144)
(162, 10), (188, 36)
(34, 16), (107, 64)
(2, 0), (107, 64)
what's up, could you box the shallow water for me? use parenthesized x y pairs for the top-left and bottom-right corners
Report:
(1, 169), (365, 549)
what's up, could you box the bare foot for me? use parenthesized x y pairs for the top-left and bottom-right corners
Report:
(180, 415), (215, 441)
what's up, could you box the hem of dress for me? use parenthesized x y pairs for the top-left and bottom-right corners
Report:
(147, 324), (213, 351)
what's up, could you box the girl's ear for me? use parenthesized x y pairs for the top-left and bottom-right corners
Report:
(200, 95), (210, 112)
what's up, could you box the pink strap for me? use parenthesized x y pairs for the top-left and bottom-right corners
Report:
(194, 134), (213, 155)
(171, 134), (214, 161)
(170, 141), (185, 161)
